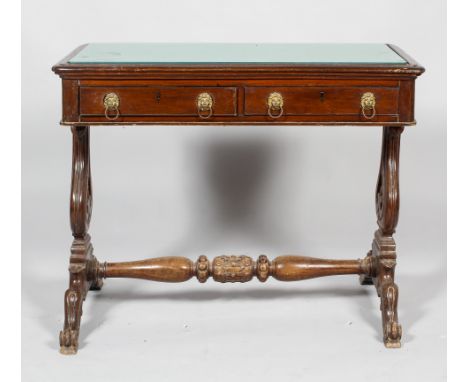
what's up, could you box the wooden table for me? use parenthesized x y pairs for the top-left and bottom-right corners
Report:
(53, 43), (424, 354)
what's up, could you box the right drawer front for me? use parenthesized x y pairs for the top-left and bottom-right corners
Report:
(244, 86), (399, 116)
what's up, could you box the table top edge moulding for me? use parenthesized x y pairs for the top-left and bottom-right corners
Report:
(53, 44), (424, 354)
(52, 44), (424, 73)
(53, 43), (424, 76)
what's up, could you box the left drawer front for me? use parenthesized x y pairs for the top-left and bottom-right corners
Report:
(79, 86), (237, 117)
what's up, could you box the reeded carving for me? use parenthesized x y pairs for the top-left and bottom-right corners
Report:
(375, 126), (403, 235)
(70, 126), (92, 238)
(196, 255), (210, 283)
(212, 255), (254, 283)
(256, 255), (270, 282)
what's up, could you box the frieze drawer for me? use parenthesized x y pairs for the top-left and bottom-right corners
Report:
(244, 86), (399, 119)
(79, 86), (238, 118)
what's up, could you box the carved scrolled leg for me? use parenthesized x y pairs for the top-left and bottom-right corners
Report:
(60, 126), (102, 355)
(365, 126), (404, 348)
(60, 262), (85, 355)
(60, 289), (82, 354)
(381, 280), (402, 348)
(373, 233), (402, 348)
(60, 237), (89, 354)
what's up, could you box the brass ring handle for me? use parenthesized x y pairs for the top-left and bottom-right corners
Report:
(104, 107), (120, 120)
(268, 105), (284, 119)
(103, 93), (120, 121)
(198, 108), (213, 119)
(361, 107), (376, 119)
(267, 92), (284, 119)
(197, 92), (213, 119)
(361, 92), (376, 120)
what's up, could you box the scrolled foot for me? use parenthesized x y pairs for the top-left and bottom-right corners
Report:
(380, 281), (402, 348)
(60, 288), (83, 355)
(59, 329), (79, 355)
(384, 321), (402, 348)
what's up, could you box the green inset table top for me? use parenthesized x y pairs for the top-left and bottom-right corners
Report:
(69, 43), (407, 65)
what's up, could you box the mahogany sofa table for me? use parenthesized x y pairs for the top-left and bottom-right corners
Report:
(52, 43), (424, 354)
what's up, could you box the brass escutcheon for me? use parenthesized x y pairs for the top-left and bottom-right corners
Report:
(103, 92), (120, 120)
(197, 92), (213, 119)
(267, 92), (284, 118)
(361, 92), (376, 119)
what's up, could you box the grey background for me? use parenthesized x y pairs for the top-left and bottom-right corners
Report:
(22, 0), (446, 381)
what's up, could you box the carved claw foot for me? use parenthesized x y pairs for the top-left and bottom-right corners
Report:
(380, 282), (402, 348)
(59, 328), (79, 355)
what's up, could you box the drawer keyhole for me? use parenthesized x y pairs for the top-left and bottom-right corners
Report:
(320, 91), (325, 102)
(155, 91), (161, 103)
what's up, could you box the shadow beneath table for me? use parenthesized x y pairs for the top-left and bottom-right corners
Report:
(156, 131), (312, 257)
